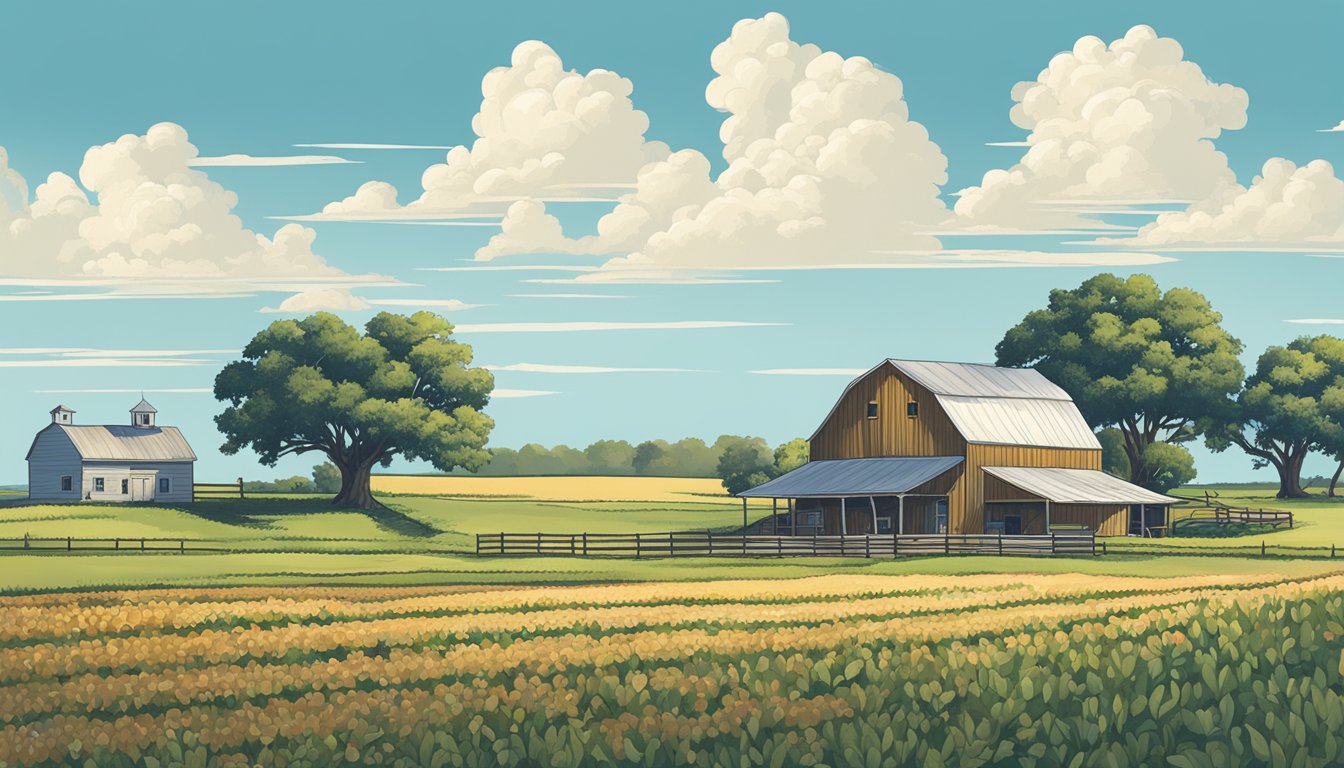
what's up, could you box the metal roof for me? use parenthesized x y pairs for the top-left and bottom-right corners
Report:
(982, 466), (1179, 505)
(808, 359), (1099, 450)
(54, 425), (196, 462)
(737, 456), (963, 498)
(130, 398), (158, 414)
(891, 360), (1072, 400)
(939, 396), (1101, 450)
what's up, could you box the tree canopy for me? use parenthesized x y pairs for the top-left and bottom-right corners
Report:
(1207, 335), (1344, 498)
(215, 312), (494, 508)
(997, 273), (1243, 489)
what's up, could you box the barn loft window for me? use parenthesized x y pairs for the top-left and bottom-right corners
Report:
(866, 402), (878, 419)
(60, 476), (72, 492)
(906, 402), (919, 418)
(93, 478), (105, 493)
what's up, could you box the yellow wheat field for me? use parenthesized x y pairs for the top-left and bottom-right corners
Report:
(369, 474), (735, 502)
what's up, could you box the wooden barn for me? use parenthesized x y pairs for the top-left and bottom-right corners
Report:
(740, 359), (1175, 537)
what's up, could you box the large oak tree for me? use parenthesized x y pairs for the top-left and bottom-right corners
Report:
(1207, 335), (1344, 498)
(214, 311), (494, 509)
(997, 274), (1244, 489)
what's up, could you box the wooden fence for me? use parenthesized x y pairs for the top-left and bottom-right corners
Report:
(1170, 492), (1293, 533)
(192, 478), (245, 501)
(475, 531), (1099, 558)
(0, 536), (197, 553)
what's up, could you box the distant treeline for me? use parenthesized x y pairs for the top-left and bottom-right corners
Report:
(245, 463), (341, 494)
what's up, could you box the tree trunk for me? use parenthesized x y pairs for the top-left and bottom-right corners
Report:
(1276, 450), (1309, 499)
(1331, 459), (1344, 498)
(332, 459), (383, 509)
(1119, 427), (1153, 489)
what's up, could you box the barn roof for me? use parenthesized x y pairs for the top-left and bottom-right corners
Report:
(982, 466), (1178, 505)
(32, 425), (197, 462)
(809, 359), (1101, 451)
(737, 456), (963, 498)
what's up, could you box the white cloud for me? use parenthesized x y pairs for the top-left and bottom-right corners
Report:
(954, 25), (1249, 230)
(189, 154), (360, 167)
(0, 292), (254, 302)
(306, 41), (668, 221)
(0, 359), (208, 368)
(0, 347), (236, 358)
(365, 298), (482, 310)
(0, 123), (356, 296)
(1101, 159), (1344, 249)
(452, 320), (785, 333)
(259, 287), (371, 314)
(507, 293), (631, 299)
(486, 363), (700, 373)
(294, 143), (456, 150)
(492, 389), (560, 398)
(1317, 121), (1344, 133)
(480, 14), (953, 272)
(750, 368), (867, 376)
(1287, 319), (1344, 325)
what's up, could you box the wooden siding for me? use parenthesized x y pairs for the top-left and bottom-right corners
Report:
(82, 461), (195, 503)
(26, 426), (83, 502)
(810, 365), (966, 461)
(961, 445), (1101, 535)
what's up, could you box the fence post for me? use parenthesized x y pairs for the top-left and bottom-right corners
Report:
(179, 539), (184, 554)
(813, 532), (818, 557)
(115, 538), (119, 551)
(500, 532), (505, 556)
(893, 531), (898, 559)
(1333, 543), (1336, 559)
(237, 477), (245, 499)
(570, 534), (576, 556)
(1261, 540), (1266, 557)
(582, 532), (589, 557)
(777, 535), (782, 557)
(865, 535), (871, 559)
(998, 533), (1003, 557)
(141, 538), (145, 551)
(635, 532), (642, 559)
(1051, 531), (1056, 555)
(536, 531), (542, 555)
(67, 536), (71, 551)
(944, 531), (950, 555)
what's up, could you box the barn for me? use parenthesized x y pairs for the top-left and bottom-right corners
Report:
(740, 359), (1176, 537)
(25, 400), (196, 503)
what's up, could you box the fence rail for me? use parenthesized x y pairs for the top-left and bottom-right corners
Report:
(0, 536), (196, 553)
(1170, 492), (1294, 532)
(192, 479), (245, 501)
(476, 531), (1099, 558)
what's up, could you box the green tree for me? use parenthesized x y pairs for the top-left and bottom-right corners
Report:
(214, 312), (494, 509)
(773, 438), (809, 475)
(716, 436), (776, 495)
(1142, 442), (1197, 493)
(997, 273), (1243, 490)
(584, 440), (636, 475)
(1096, 428), (1130, 479)
(311, 462), (342, 494)
(1206, 335), (1344, 498)
(632, 440), (669, 475)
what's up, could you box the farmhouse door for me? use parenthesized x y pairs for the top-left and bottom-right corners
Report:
(130, 476), (156, 502)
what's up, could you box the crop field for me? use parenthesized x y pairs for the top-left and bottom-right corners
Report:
(3, 572), (1343, 767)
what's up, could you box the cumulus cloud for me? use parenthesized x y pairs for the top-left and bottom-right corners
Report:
(1102, 158), (1344, 249)
(305, 42), (668, 221)
(954, 25), (1249, 230)
(259, 287), (371, 314)
(478, 12), (953, 271)
(0, 123), (348, 283)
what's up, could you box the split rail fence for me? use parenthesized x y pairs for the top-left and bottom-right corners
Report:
(476, 531), (1100, 558)
(192, 479), (245, 501)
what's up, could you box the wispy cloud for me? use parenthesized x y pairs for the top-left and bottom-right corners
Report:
(190, 154), (360, 167)
(485, 363), (702, 374)
(492, 389), (560, 398)
(294, 143), (456, 150)
(421, 265), (597, 274)
(0, 348), (236, 357)
(35, 388), (213, 394)
(1286, 319), (1344, 325)
(0, 292), (255, 302)
(1316, 121), (1344, 133)
(366, 298), (484, 310)
(750, 368), (867, 376)
(984, 141), (1030, 147)
(0, 347), (234, 368)
(453, 321), (786, 334)
(0, 359), (208, 368)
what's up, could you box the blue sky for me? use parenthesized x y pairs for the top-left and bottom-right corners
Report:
(3, 1), (1344, 484)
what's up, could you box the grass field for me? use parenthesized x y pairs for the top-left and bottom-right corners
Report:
(3, 572), (1342, 766)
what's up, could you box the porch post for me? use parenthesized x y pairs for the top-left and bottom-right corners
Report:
(791, 499), (797, 535)
(869, 496), (878, 535)
(1045, 499), (1051, 534)
(840, 497), (848, 535)
(898, 495), (905, 535)
(772, 498), (777, 535)
(742, 497), (748, 533)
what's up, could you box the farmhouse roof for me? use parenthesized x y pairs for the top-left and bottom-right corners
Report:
(29, 424), (197, 462)
(810, 359), (1102, 451)
(982, 466), (1179, 505)
(737, 456), (964, 499)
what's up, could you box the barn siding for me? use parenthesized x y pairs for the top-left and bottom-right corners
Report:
(26, 427), (83, 501)
(962, 445), (1101, 535)
(810, 365), (967, 462)
(82, 461), (194, 503)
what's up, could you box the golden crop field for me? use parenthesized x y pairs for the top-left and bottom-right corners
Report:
(370, 474), (735, 503)
(3, 573), (1343, 767)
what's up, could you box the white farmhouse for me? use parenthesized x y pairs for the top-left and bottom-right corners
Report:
(26, 399), (196, 503)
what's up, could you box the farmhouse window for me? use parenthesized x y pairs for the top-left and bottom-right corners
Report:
(60, 476), (72, 491)
(799, 510), (822, 526)
(906, 402), (918, 418)
(121, 479), (129, 495)
(94, 478), (105, 492)
(159, 478), (170, 493)
(139, 413), (150, 425)
(866, 402), (878, 419)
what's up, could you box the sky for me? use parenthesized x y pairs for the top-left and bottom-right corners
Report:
(3, 1), (1344, 484)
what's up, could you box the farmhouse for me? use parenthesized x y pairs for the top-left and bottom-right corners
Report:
(740, 360), (1176, 537)
(26, 399), (196, 503)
